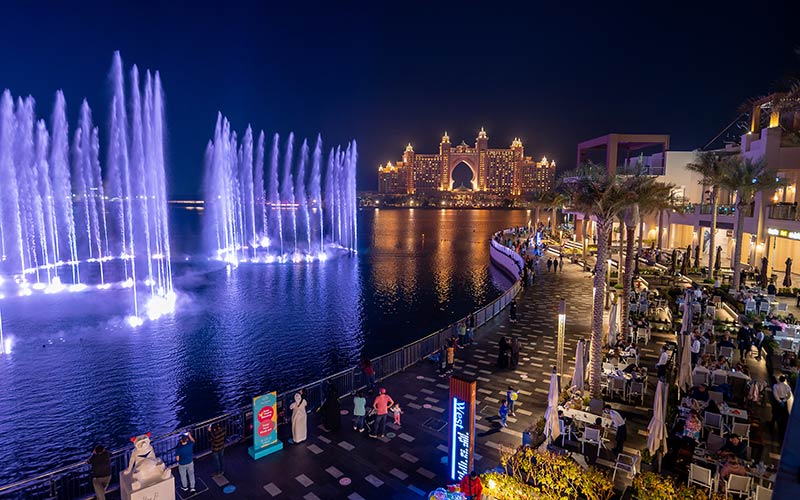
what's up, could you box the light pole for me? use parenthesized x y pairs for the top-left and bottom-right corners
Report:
(556, 299), (566, 388)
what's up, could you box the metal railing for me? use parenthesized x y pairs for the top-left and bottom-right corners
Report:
(768, 203), (798, 221)
(0, 232), (523, 500)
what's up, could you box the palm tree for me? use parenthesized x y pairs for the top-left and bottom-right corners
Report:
(719, 157), (778, 290)
(620, 177), (674, 329)
(686, 152), (728, 280)
(561, 163), (632, 398)
(550, 192), (569, 241)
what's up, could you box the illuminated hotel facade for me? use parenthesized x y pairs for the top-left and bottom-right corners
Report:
(378, 129), (555, 197)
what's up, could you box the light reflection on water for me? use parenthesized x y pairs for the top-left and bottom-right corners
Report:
(0, 208), (527, 484)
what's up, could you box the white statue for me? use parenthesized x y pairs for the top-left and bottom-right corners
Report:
(124, 433), (171, 490)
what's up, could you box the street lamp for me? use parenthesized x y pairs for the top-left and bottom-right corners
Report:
(556, 299), (566, 385)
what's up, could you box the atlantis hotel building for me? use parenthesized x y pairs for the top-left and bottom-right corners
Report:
(378, 129), (555, 197)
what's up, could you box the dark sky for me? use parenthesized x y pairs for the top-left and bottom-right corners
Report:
(1, 0), (797, 197)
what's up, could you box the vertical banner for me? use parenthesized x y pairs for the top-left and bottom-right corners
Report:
(449, 375), (476, 482)
(248, 391), (284, 460)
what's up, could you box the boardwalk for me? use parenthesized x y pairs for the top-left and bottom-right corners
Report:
(174, 257), (783, 499)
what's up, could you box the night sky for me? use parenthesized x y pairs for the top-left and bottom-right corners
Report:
(1, 1), (797, 197)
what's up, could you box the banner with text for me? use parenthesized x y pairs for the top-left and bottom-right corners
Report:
(249, 391), (282, 459)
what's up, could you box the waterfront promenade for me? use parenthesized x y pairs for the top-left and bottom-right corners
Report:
(171, 261), (601, 499)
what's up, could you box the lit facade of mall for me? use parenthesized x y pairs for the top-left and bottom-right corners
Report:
(570, 94), (800, 281)
(378, 129), (556, 197)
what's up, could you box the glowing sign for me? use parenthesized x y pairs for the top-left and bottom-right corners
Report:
(249, 391), (283, 459)
(767, 227), (800, 241)
(450, 397), (471, 481)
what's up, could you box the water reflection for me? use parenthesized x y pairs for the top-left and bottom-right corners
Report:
(0, 208), (528, 484)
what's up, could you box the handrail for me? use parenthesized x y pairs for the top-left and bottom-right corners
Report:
(0, 228), (523, 499)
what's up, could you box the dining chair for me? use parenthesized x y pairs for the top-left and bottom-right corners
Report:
(703, 343), (717, 357)
(745, 301), (756, 314)
(731, 422), (750, 443)
(627, 381), (645, 406)
(725, 473), (752, 498)
(688, 463), (714, 496)
(693, 372), (709, 387)
(719, 347), (734, 363)
(706, 432), (726, 452)
(703, 412), (723, 436)
(612, 452), (639, 481)
(751, 484), (773, 500)
(580, 426), (602, 458)
(609, 377), (626, 401)
(705, 305), (716, 318)
(589, 398), (604, 415)
(758, 301), (770, 314)
(712, 372), (729, 387)
(708, 390), (724, 405)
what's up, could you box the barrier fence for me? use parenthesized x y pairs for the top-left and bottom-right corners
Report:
(0, 237), (522, 500)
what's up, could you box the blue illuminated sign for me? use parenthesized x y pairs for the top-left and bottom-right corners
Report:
(450, 397), (471, 481)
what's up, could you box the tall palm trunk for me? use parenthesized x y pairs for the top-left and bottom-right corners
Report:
(657, 209), (664, 249)
(582, 218), (588, 265)
(618, 221), (624, 278)
(589, 219), (613, 398)
(731, 195), (747, 290)
(551, 205), (557, 236)
(707, 186), (718, 280)
(622, 206), (639, 330)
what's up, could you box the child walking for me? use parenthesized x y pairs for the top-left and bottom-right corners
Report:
(391, 403), (403, 427)
(498, 400), (509, 428)
(506, 386), (518, 416)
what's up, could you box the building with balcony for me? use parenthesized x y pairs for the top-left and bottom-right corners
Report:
(377, 129), (555, 197)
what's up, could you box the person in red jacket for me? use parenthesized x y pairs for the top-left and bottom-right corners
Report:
(459, 471), (483, 500)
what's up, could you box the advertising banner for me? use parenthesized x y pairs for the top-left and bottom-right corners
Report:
(449, 375), (476, 481)
(248, 391), (283, 460)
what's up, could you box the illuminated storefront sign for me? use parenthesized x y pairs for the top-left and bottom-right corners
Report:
(767, 227), (800, 241)
(449, 375), (476, 481)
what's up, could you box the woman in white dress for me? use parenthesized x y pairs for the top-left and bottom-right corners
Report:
(290, 392), (307, 443)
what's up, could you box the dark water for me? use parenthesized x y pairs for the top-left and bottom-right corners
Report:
(0, 208), (529, 484)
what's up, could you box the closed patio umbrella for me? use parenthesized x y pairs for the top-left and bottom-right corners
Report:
(608, 300), (618, 348)
(680, 251), (688, 275)
(694, 244), (700, 269)
(784, 257), (793, 288)
(715, 245), (722, 271)
(572, 340), (585, 393)
(760, 256), (768, 288)
(681, 290), (693, 335)
(670, 250), (677, 275)
(647, 380), (668, 457)
(544, 367), (561, 443)
(678, 329), (693, 393)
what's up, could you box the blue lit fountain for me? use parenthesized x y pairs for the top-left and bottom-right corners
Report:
(0, 52), (175, 353)
(203, 114), (357, 264)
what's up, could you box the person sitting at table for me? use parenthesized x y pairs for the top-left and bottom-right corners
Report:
(720, 433), (748, 460)
(683, 410), (702, 442)
(788, 313), (797, 325)
(714, 355), (731, 371)
(719, 334), (735, 349)
(733, 361), (749, 377)
(690, 384), (710, 402)
(719, 456), (749, 480)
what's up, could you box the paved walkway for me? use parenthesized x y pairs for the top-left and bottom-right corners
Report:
(174, 256), (785, 499)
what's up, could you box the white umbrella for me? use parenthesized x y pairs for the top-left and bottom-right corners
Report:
(678, 334), (693, 393)
(680, 290), (693, 336)
(647, 379), (668, 456)
(572, 340), (585, 393)
(544, 368), (561, 443)
(608, 301), (618, 347)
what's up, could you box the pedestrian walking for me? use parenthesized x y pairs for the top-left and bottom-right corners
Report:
(353, 390), (367, 432)
(497, 336), (510, 368)
(604, 405), (627, 455)
(559, 256), (564, 272)
(498, 400), (509, 427)
(506, 386), (518, 416)
(290, 392), (308, 443)
(175, 431), (196, 493)
(371, 388), (395, 438)
(437, 346), (448, 376)
(457, 320), (467, 347)
(446, 342), (455, 372)
(208, 422), (227, 475)
(690, 334), (701, 367)
(88, 445), (111, 500)
(466, 313), (475, 345)
(509, 300), (517, 322)
(547, 258), (553, 272)
(459, 471), (483, 500)
(391, 403), (403, 427)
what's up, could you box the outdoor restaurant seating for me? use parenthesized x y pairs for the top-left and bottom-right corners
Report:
(693, 372), (710, 386)
(627, 381), (645, 406)
(708, 390), (724, 405)
(703, 412), (723, 436)
(752, 484), (773, 500)
(731, 422), (750, 443)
